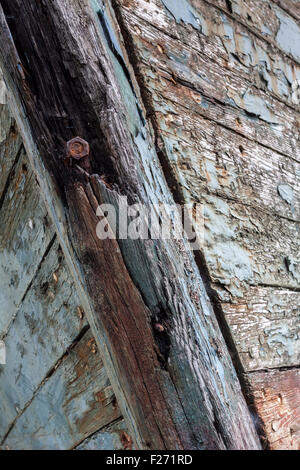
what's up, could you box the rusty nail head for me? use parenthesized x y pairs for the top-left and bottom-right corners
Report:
(66, 136), (89, 160)
(154, 323), (164, 332)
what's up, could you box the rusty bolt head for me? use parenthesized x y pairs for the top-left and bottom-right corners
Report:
(66, 136), (89, 160)
(154, 323), (165, 332)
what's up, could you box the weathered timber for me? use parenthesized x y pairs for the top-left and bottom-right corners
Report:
(76, 419), (134, 450)
(2, 329), (122, 450)
(113, 0), (300, 338)
(203, 0), (300, 64)
(223, 286), (300, 371)
(0, 239), (88, 442)
(0, 104), (125, 449)
(0, 104), (22, 199)
(0, 0), (260, 449)
(119, 0), (300, 110)
(0, 151), (55, 335)
(202, 196), (300, 290)
(112, 0), (300, 449)
(150, 91), (300, 220)
(271, 0), (300, 21)
(116, 0), (300, 161)
(249, 368), (300, 450)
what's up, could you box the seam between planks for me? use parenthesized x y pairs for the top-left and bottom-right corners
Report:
(121, 2), (300, 114)
(0, 234), (57, 341)
(0, 324), (91, 447)
(202, 0), (300, 66)
(0, 142), (23, 212)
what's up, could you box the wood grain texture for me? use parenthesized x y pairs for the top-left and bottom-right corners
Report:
(0, 104), (22, 199)
(223, 286), (300, 370)
(0, 106), (124, 450)
(76, 419), (134, 450)
(150, 89), (300, 220)
(271, 0), (300, 21)
(0, 239), (88, 442)
(249, 369), (300, 450)
(112, 0), (300, 450)
(116, 0), (300, 161)
(0, 0), (260, 449)
(203, 0), (300, 64)
(2, 329), (122, 450)
(0, 150), (55, 335)
(113, 0), (300, 364)
(121, 0), (300, 109)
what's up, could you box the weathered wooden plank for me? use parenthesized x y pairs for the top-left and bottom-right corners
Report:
(76, 419), (134, 450)
(223, 286), (300, 370)
(108, 14), (300, 291)
(202, 195), (300, 291)
(93, 179), (300, 372)
(271, 0), (300, 21)
(0, 152), (55, 335)
(0, 104), (22, 200)
(113, 0), (300, 450)
(89, 176), (261, 448)
(0, 0), (260, 449)
(204, 0), (300, 64)
(249, 368), (300, 450)
(0, 102), (121, 449)
(116, 3), (300, 161)
(2, 329), (121, 450)
(0, 240), (88, 442)
(114, 1), (300, 287)
(150, 91), (300, 220)
(116, 34), (300, 357)
(117, 0), (300, 109)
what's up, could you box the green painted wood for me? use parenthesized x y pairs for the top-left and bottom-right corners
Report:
(0, 239), (88, 442)
(0, 104), (22, 200)
(76, 419), (134, 450)
(2, 329), (122, 450)
(0, 105), (124, 449)
(0, 152), (55, 336)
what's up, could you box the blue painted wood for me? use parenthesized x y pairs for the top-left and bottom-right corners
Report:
(0, 239), (88, 442)
(2, 330), (122, 450)
(0, 151), (55, 336)
(77, 420), (134, 450)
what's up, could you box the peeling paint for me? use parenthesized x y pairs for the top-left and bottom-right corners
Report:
(230, 90), (281, 125)
(161, 0), (201, 31)
(277, 183), (293, 206)
(205, 159), (219, 191)
(76, 420), (133, 450)
(275, 8), (300, 63)
(203, 202), (253, 293)
(96, 2), (145, 137)
(0, 76), (6, 105)
(219, 12), (235, 55)
(235, 32), (253, 67)
(284, 255), (300, 282)
(265, 324), (298, 358)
